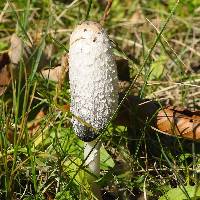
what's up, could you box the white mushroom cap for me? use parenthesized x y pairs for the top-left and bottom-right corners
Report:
(69, 21), (118, 142)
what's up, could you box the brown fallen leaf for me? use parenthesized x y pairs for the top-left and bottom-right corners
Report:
(8, 34), (54, 79)
(0, 34), (33, 96)
(28, 110), (45, 136)
(41, 66), (66, 82)
(40, 54), (68, 83)
(8, 33), (23, 65)
(157, 106), (200, 140)
(130, 5), (146, 25)
(0, 34), (29, 96)
(62, 104), (70, 112)
(0, 53), (11, 96)
(8, 33), (33, 81)
(114, 95), (200, 141)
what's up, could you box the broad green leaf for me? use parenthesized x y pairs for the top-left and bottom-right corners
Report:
(149, 55), (166, 80)
(0, 41), (8, 51)
(159, 185), (200, 200)
(55, 191), (74, 200)
(100, 146), (115, 170)
(64, 157), (86, 184)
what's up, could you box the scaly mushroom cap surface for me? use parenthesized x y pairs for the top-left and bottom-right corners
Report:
(69, 21), (119, 142)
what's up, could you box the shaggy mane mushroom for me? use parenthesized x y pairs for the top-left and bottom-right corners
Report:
(69, 21), (118, 199)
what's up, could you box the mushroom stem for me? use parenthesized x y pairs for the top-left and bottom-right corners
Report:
(84, 139), (101, 175)
(84, 139), (102, 199)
